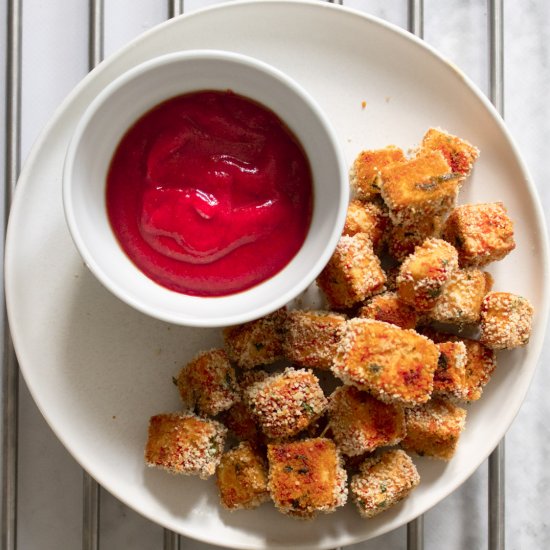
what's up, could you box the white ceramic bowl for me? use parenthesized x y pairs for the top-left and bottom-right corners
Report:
(63, 50), (348, 327)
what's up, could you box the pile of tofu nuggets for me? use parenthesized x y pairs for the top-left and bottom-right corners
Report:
(145, 128), (534, 520)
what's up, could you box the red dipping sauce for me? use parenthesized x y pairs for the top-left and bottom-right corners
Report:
(106, 90), (313, 297)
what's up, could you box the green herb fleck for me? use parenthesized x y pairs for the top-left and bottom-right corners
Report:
(416, 180), (437, 191)
(298, 468), (310, 475)
(290, 499), (301, 509)
(376, 500), (388, 508)
(380, 482), (387, 493)
(369, 363), (383, 374)
(253, 342), (265, 351)
(208, 436), (219, 456)
(301, 402), (315, 414)
(427, 287), (443, 299)
(438, 354), (449, 370)
(171, 376), (178, 387)
(283, 465), (293, 473)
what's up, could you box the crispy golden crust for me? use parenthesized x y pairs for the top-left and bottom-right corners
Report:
(145, 413), (227, 479)
(480, 292), (534, 350)
(332, 319), (439, 406)
(397, 238), (459, 312)
(177, 349), (239, 417)
(216, 442), (270, 510)
(350, 449), (420, 518)
(245, 368), (328, 440)
(267, 438), (347, 518)
(358, 291), (418, 330)
(316, 233), (386, 309)
(433, 341), (468, 400)
(342, 200), (389, 253)
(419, 127), (479, 175)
(430, 268), (491, 324)
(380, 150), (462, 225)
(284, 310), (346, 369)
(401, 398), (467, 460)
(350, 146), (406, 202)
(223, 308), (287, 369)
(328, 386), (405, 456)
(442, 202), (515, 267)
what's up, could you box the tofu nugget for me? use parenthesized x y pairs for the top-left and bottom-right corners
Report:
(328, 385), (405, 456)
(333, 319), (439, 406)
(176, 349), (239, 417)
(223, 308), (287, 368)
(316, 233), (386, 309)
(351, 449), (420, 518)
(442, 202), (515, 267)
(245, 367), (328, 439)
(380, 150), (462, 225)
(401, 398), (467, 460)
(216, 442), (269, 510)
(480, 292), (534, 349)
(284, 310), (346, 369)
(397, 238), (459, 312)
(350, 146), (406, 202)
(145, 413), (226, 479)
(419, 127), (479, 175)
(267, 438), (347, 519)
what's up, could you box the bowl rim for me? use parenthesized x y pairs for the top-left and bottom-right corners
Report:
(62, 48), (349, 327)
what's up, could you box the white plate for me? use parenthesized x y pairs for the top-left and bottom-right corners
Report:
(5, 1), (549, 548)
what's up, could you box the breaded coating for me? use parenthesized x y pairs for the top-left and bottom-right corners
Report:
(387, 216), (444, 263)
(480, 292), (534, 350)
(333, 319), (440, 406)
(145, 413), (226, 479)
(328, 385), (405, 456)
(430, 268), (492, 324)
(176, 349), (239, 417)
(245, 367), (328, 439)
(316, 233), (386, 309)
(401, 398), (467, 460)
(358, 291), (419, 330)
(223, 308), (287, 369)
(419, 127), (479, 175)
(267, 438), (347, 518)
(442, 202), (515, 267)
(216, 442), (269, 510)
(380, 150), (462, 225)
(350, 146), (406, 202)
(284, 310), (346, 369)
(350, 449), (420, 518)
(397, 238), (459, 312)
(342, 200), (389, 253)
(433, 341), (468, 400)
